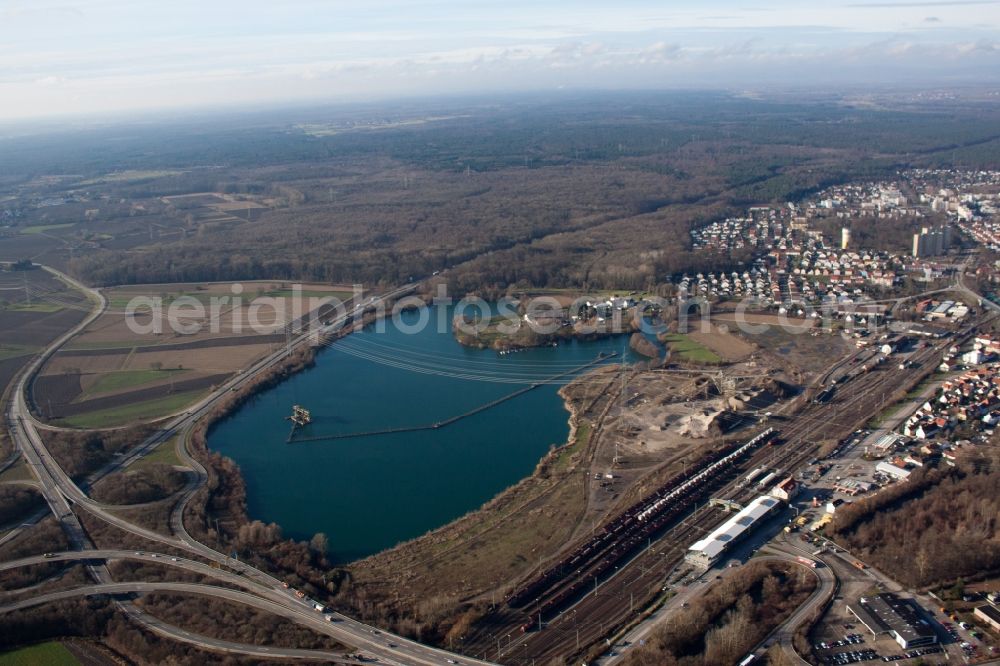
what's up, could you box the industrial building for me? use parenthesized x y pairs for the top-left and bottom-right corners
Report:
(769, 476), (798, 501)
(847, 593), (938, 650)
(974, 604), (1000, 633)
(686, 496), (782, 570)
(833, 478), (872, 496)
(876, 461), (912, 481)
(870, 432), (902, 457)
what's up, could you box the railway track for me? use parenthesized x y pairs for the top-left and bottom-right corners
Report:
(461, 329), (961, 664)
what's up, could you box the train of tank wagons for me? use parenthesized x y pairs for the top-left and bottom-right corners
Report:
(509, 427), (778, 632)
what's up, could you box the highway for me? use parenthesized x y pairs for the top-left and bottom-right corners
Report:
(3, 268), (492, 665)
(3, 581), (375, 664)
(0, 550), (488, 665)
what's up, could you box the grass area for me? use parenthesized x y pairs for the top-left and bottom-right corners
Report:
(867, 407), (902, 429)
(0, 460), (34, 484)
(661, 333), (722, 363)
(64, 340), (138, 350)
(105, 292), (214, 309)
(552, 440), (581, 473)
(262, 289), (355, 301)
(0, 642), (79, 665)
(20, 223), (76, 235)
(133, 435), (184, 468)
(905, 372), (947, 399)
(60, 390), (204, 428)
(0, 344), (38, 361)
(100, 283), (356, 314)
(78, 169), (183, 185)
(83, 369), (187, 398)
(4, 302), (63, 313)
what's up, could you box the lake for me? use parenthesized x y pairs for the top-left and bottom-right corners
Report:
(208, 305), (638, 562)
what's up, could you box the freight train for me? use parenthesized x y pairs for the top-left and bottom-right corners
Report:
(509, 427), (778, 632)
(811, 348), (890, 405)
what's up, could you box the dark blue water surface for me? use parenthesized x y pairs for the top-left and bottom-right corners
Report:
(208, 305), (634, 562)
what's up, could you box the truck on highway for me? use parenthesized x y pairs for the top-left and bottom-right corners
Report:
(313, 602), (325, 612)
(796, 556), (818, 568)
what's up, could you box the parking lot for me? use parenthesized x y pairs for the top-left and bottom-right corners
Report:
(803, 554), (950, 665)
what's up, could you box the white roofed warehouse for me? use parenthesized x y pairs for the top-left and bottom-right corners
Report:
(685, 496), (782, 570)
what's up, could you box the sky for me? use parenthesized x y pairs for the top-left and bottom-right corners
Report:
(1, 0), (999, 121)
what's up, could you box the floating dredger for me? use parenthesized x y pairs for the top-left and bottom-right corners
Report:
(288, 405), (311, 426)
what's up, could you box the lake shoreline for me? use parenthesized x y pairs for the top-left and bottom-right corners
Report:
(201, 302), (626, 563)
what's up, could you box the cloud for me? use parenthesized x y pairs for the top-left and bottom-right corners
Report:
(956, 39), (1000, 52)
(847, 0), (998, 7)
(1, 0), (1000, 121)
(33, 75), (65, 86)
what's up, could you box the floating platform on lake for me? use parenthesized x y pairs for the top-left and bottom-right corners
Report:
(287, 404), (312, 426)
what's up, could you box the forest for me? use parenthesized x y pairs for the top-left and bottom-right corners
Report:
(830, 448), (1000, 589)
(4, 91), (1000, 295)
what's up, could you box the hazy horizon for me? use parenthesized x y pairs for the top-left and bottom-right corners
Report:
(2, 0), (1000, 122)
